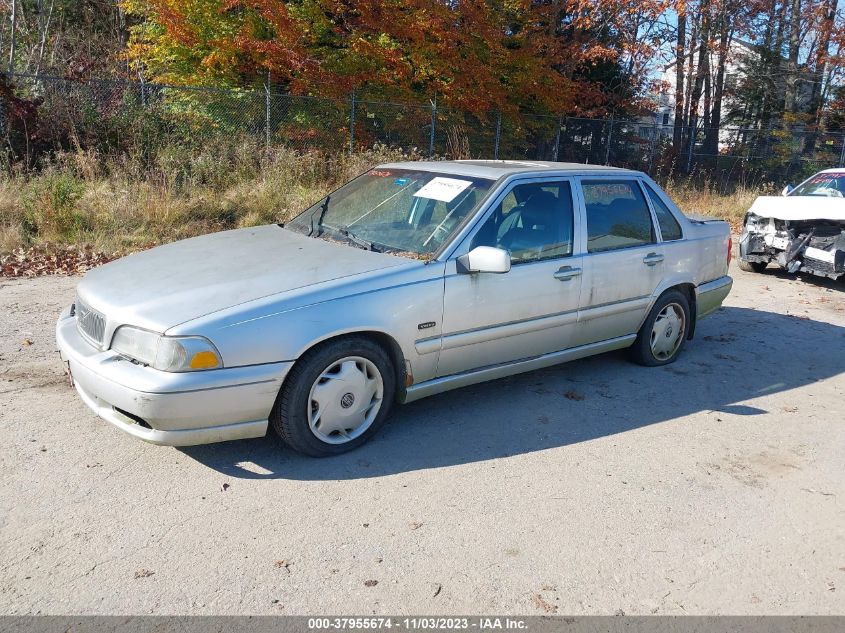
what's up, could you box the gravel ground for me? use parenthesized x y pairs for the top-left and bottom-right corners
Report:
(1, 264), (844, 615)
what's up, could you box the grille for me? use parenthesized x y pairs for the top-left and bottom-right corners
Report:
(76, 298), (106, 346)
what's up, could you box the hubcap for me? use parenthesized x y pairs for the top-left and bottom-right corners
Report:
(308, 356), (384, 444)
(650, 303), (686, 361)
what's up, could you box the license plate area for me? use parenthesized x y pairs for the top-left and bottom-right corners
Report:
(771, 236), (789, 250)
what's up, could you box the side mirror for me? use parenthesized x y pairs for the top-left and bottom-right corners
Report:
(782, 184), (794, 196)
(456, 246), (511, 274)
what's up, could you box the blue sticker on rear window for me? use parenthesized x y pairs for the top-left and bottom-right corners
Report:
(394, 178), (409, 185)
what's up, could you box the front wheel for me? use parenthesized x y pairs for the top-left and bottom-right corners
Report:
(270, 337), (396, 456)
(738, 259), (768, 273)
(629, 290), (690, 367)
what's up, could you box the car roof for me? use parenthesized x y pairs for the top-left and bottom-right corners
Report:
(377, 160), (640, 180)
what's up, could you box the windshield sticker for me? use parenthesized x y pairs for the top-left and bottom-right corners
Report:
(394, 178), (410, 185)
(413, 177), (473, 203)
(808, 173), (845, 183)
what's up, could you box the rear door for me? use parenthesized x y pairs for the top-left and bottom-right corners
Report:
(436, 178), (583, 377)
(574, 178), (663, 347)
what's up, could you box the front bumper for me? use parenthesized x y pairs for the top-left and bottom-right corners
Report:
(56, 307), (292, 446)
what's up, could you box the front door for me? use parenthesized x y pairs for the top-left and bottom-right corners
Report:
(573, 178), (664, 347)
(437, 178), (583, 377)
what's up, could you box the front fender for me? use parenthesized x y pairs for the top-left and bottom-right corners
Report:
(171, 263), (447, 385)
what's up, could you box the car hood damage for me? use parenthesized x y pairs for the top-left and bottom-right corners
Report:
(76, 225), (410, 333)
(748, 195), (845, 222)
(741, 196), (845, 279)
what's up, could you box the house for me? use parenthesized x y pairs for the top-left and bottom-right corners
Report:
(640, 40), (813, 149)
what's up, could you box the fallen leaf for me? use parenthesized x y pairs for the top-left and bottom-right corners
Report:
(531, 593), (558, 613)
(274, 560), (291, 572)
(134, 569), (154, 579)
(364, 579), (378, 587)
(221, 483), (230, 492)
(0, 244), (120, 278)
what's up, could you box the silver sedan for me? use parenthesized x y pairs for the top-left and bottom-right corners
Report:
(57, 161), (733, 455)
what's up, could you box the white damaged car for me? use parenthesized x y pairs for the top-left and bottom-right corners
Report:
(739, 168), (845, 279)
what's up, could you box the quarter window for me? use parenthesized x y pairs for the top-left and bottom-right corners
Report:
(471, 181), (574, 263)
(582, 180), (655, 253)
(645, 185), (683, 241)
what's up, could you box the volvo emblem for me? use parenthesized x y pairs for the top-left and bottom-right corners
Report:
(340, 393), (355, 409)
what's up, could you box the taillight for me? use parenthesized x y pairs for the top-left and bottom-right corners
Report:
(727, 236), (733, 266)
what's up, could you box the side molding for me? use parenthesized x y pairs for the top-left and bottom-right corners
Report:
(401, 334), (635, 403)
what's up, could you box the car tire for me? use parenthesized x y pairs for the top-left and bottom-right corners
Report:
(738, 259), (768, 273)
(270, 336), (396, 457)
(629, 289), (690, 367)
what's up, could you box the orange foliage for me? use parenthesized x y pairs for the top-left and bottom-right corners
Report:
(124, 0), (666, 116)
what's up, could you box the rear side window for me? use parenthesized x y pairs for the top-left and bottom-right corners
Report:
(645, 185), (683, 241)
(582, 180), (655, 253)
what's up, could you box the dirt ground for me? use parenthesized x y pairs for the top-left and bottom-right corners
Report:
(1, 264), (844, 615)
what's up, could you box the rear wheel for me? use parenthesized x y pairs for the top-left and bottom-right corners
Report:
(738, 259), (768, 273)
(629, 290), (690, 367)
(270, 337), (396, 456)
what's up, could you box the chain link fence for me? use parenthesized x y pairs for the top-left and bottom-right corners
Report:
(3, 72), (845, 188)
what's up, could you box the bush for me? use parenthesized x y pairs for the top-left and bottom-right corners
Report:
(19, 172), (89, 243)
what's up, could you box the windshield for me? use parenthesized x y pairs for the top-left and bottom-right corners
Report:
(791, 172), (845, 197)
(286, 168), (495, 256)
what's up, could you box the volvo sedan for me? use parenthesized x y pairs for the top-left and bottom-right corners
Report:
(57, 161), (733, 456)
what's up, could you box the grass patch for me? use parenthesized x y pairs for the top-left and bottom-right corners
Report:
(664, 179), (777, 232)
(1, 147), (770, 260)
(0, 142), (412, 257)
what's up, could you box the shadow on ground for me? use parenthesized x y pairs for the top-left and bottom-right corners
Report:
(756, 266), (845, 291)
(180, 306), (845, 480)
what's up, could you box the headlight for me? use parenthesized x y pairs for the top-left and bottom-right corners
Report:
(110, 326), (222, 372)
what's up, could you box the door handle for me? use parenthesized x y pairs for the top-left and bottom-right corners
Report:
(554, 266), (582, 281)
(643, 252), (664, 266)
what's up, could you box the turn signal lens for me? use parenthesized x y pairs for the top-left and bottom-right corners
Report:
(190, 350), (221, 369)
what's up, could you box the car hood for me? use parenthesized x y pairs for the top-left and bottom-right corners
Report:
(748, 196), (845, 221)
(77, 225), (409, 333)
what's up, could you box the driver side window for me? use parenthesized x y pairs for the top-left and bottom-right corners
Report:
(470, 181), (574, 264)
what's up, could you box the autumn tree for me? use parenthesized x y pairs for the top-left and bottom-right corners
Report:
(119, 0), (667, 117)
